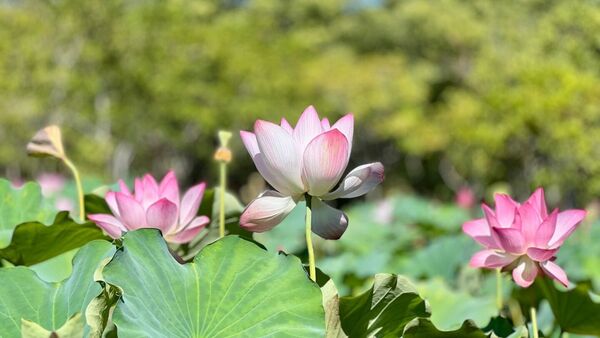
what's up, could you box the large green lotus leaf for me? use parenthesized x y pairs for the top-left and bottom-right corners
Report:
(0, 240), (115, 337)
(29, 248), (79, 282)
(0, 211), (107, 265)
(402, 319), (486, 338)
(415, 278), (496, 331)
(536, 277), (600, 335)
(103, 229), (325, 337)
(0, 179), (55, 247)
(338, 273), (429, 337)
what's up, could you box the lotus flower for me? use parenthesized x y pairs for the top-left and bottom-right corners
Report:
(463, 188), (586, 287)
(456, 186), (475, 209)
(89, 171), (209, 243)
(239, 105), (384, 239)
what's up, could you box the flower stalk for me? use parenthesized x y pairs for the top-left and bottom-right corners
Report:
(305, 194), (316, 282)
(530, 307), (539, 338)
(219, 162), (227, 238)
(214, 131), (233, 239)
(496, 268), (503, 312)
(63, 157), (85, 221)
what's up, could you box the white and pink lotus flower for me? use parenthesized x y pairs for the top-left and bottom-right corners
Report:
(239, 106), (384, 239)
(89, 171), (209, 243)
(463, 188), (586, 287)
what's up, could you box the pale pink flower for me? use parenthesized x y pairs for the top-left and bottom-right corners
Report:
(89, 171), (209, 243)
(374, 199), (394, 225)
(10, 179), (24, 188)
(37, 173), (66, 196)
(456, 186), (475, 209)
(56, 197), (75, 213)
(239, 106), (384, 239)
(463, 188), (586, 288)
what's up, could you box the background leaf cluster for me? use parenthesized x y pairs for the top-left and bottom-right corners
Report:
(1, 178), (600, 337)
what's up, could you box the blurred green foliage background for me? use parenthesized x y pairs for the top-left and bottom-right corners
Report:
(1, 0), (599, 203)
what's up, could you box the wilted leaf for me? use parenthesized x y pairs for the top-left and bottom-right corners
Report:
(0, 240), (115, 336)
(103, 229), (325, 337)
(86, 284), (119, 338)
(21, 313), (84, 338)
(26, 125), (66, 159)
(320, 275), (346, 338)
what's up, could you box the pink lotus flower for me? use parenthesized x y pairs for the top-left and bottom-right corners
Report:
(89, 171), (210, 243)
(463, 188), (586, 287)
(240, 106), (384, 239)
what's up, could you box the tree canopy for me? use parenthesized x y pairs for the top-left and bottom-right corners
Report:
(1, 0), (598, 202)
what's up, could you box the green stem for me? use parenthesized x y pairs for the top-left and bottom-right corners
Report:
(63, 157), (84, 221)
(531, 307), (539, 338)
(305, 195), (316, 282)
(496, 268), (503, 311)
(218, 161), (227, 238)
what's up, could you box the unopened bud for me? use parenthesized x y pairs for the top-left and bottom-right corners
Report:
(26, 125), (66, 160)
(215, 130), (233, 163)
(218, 130), (232, 148)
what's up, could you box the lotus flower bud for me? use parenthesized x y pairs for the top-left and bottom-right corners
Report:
(26, 125), (66, 160)
(214, 130), (233, 163)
